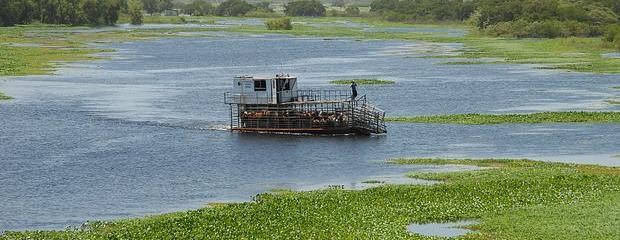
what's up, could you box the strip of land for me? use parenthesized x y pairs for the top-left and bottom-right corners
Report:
(2, 158), (619, 239)
(386, 111), (620, 124)
(1, 17), (620, 81)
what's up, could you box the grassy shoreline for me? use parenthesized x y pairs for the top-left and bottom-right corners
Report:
(1, 17), (619, 79)
(454, 36), (620, 73)
(3, 158), (619, 239)
(386, 112), (620, 124)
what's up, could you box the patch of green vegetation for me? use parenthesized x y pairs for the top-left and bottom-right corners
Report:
(0, 18), (461, 77)
(605, 99), (620, 105)
(386, 111), (620, 125)
(0, 42), (102, 76)
(442, 61), (488, 65)
(2, 17), (618, 78)
(457, 36), (620, 74)
(0, 25), (183, 76)
(3, 158), (620, 239)
(0, 91), (13, 100)
(330, 79), (395, 85)
(266, 17), (292, 30)
(613, 86), (620, 90)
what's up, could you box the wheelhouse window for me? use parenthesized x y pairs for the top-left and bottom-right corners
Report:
(277, 79), (295, 91)
(254, 80), (266, 91)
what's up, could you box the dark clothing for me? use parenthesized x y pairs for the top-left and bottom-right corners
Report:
(351, 82), (358, 100)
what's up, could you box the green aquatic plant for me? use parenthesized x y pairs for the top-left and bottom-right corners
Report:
(329, 79), (395, 85)
(457, 36), (620, 74)
(0, 91), (13, 100)
(3, 158), (620, 239)
(386, 111), (620, 125)
(361, 179), (385, 184)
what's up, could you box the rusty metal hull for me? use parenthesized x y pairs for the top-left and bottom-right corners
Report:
(231, 127), (373, 135)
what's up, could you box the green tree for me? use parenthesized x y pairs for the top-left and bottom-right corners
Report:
(332, 0), (345, 8)
(285, 0), (326, 17)
(345, 5), (360, 16)
(253, 1), (273, 12)
(182, 0), (213, 15)
(142, 0), (158, 14)
(128, 0), (143, 24)
(105, 0), (121, 24)
(82, 0), (103, 24)
(60, 0), (84, 24)
(159, 0), (172, 11)
(215, 0), (255, 16)
(369, 0), (398, 13)
(0, 0), (36, 26)
(603, 24), (620, 49)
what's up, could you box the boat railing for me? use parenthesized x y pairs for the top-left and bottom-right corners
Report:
(349, 95), (387, 133)
(224, 89), (353, 104)
(294, 89), (352, 102)
(224, 92), (273, 104)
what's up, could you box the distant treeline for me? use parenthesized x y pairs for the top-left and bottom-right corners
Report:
(370, 0), (620, 39)
(370, 0), (474, 22)
(1, 0), (122, 26)
(0, 0), (325, 26)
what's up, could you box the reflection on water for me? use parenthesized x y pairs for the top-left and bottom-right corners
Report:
(0, 34), (619, 231)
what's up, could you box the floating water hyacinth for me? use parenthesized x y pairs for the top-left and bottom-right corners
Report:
(386, 112), (620, 124)
(4, 158), (620, 239)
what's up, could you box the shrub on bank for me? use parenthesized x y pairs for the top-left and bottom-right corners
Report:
(484, 20), (601, 38)
(604, 24), (620, 50)
(345, 6), (360, 16)
(265, 17), (292, 30)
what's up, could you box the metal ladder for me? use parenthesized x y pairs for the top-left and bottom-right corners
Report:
(349, 96), (387, 134)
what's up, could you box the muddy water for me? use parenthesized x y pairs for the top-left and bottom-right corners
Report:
(1, 33), (619, 231)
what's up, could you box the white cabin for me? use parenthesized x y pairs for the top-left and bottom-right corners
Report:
(232, 74), (298, 104)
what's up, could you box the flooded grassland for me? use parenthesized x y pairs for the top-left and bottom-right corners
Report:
(1, 17), (619, 237)
(3, 159), (620, 239)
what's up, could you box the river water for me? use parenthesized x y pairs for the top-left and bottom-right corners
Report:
(1, 33), (619, 231)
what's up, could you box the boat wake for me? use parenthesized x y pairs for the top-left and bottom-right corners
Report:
(91, 115), (231, 132)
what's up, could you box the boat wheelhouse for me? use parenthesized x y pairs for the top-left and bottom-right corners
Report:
(224, 74), (386, 135)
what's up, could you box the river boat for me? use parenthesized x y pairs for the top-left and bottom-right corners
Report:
(224, 74), (387, 135)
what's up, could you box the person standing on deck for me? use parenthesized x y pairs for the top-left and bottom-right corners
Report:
(351, 81), (358, 101)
